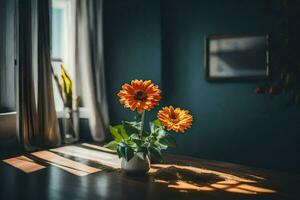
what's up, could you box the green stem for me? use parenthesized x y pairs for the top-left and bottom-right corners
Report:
(139, 110), (145, 136)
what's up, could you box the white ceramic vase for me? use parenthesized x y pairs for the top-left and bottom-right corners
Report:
(121, 155), (150, 174)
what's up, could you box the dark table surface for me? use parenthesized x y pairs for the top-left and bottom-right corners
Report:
(0, 143), (299, 200)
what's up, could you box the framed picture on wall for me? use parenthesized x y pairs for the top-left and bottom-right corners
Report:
(204, 34), (269, 80)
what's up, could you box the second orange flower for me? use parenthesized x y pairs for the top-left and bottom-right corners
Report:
(158, 106), (193, 133)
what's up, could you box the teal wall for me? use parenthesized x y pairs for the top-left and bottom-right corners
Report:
(104, 0), (300, 172)
(104, 0), (161, 123)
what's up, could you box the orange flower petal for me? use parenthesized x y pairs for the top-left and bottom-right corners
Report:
(157, 106), (193, 133)
(118, 80), (161, 113)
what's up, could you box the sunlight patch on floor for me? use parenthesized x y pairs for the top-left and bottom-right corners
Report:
(3, 155), (46, 173)
(81, 143), (116, 154)
(51, 145), (121, 169)
(31, 150), (101, 176)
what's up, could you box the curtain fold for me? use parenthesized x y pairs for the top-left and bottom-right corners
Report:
(76, 0), (109, 142)
(18, 0), (38, 150)
(18, 0), (61, 150)
(37, 0), (61, 147)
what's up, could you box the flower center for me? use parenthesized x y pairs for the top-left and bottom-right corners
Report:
(134, 91), (147, 100)
(169, 112), (178, 121)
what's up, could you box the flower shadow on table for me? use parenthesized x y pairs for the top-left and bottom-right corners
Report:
(149, 164), (277, 195)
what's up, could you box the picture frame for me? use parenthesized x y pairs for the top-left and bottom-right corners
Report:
(204, 34), (269, 81)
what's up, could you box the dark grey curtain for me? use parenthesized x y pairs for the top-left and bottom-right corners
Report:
(76, 0), (109, 141)
(18, 0), (61, 150)
(18, 0), (38, 150)
(37, 0), (61, 147)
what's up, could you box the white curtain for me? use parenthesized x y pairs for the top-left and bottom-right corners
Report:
(76, 0), (109, 141)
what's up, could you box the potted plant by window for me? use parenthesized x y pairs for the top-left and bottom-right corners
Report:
(105, 80), (193, 174)
(51, 64), (80, 143)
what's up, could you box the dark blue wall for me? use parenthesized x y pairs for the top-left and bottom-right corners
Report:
(104, 0), (300, 172)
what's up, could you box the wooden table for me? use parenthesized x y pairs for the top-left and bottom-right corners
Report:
(0, 143), (299, 200)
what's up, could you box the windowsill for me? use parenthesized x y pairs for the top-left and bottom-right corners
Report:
(0, 112), (16, 116)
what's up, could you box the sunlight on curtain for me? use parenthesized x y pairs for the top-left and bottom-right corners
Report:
(18, 0), (61, 149)
(76, 0), (109, 141)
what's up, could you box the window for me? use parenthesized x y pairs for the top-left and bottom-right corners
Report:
(51, 0), (76, 112)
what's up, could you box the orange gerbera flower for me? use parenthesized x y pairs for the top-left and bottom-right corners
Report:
(157, 106), (193, 133)
(118, 80), (161, 113)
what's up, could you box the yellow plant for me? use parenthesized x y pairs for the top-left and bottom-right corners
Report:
(60, 64), (73, 108)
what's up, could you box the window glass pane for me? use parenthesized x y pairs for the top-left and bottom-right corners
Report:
(52, 8), (64, 59)
(52, 4), (65, 111)
(52, 0), (76, 111)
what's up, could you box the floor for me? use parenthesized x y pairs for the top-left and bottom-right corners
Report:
(0, 143), (299, 200)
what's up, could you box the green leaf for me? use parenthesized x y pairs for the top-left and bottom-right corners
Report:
(136, 146), (148, 160)
(109, 126), (123, 142)
(153, 119), (162, 126)
(124, 146), (134, 161)
(132, 139), (143, 146)
(150, 122), (155, 133)
(157, 128), (167, 137)
(155, 141), (168, 150)
(117, 144), (126, 158)
(150, 119), (162, 133)
(103, 141), (118, 151)
(148, 146), (162, 161)
(128, 120), (142, 129)
(124, 121), (149, 136)
(115, 124), (128, 139)
(136, 151), (145, 160)
(117, 142), (134, 161)
(123, 121), (140, 135)
(138, 146), (148, 152)
(150, 119), (166, 139)
(109, 125), (128, 142)
(129, 133), (140, 140)
(159, 134), (177, 148)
